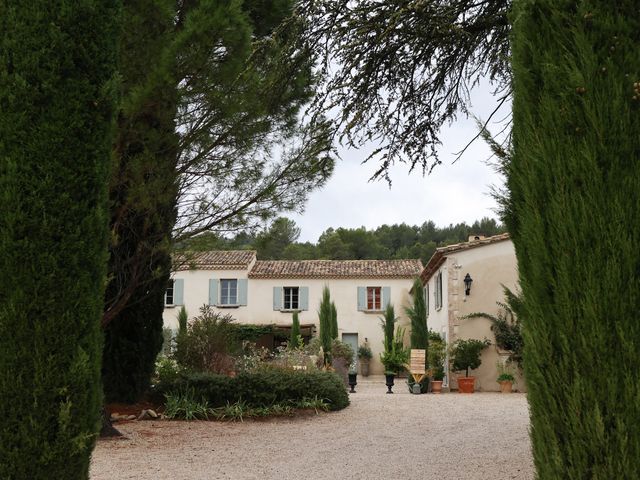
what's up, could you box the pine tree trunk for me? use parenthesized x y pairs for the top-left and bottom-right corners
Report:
(0, 1), (119, 477)
(509, 1), (640, 476)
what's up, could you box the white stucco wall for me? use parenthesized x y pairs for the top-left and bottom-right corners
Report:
(433, 240), (521, 392)
(163, 270), (415, 374)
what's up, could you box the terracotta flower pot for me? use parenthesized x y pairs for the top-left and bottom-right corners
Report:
(431, 380), (443, 394)
(457, 376), (475, 393)
(499, 380), (513, 393)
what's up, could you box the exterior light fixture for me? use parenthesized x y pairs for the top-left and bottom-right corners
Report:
(463, 273), (473, 295)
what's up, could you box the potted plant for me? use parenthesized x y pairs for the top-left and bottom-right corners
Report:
(348, 362), (358, 393)
(496, 361), (516, 393)
(357, 342), (372, 376)
(431, 366), (445, 394)
(427, 331), (446, 394)
(450, 338), (491, 393)
(379, 304), (408, 393)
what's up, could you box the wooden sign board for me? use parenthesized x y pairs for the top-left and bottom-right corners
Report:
(410, 349), (426, 374)
(409, 349), (427, 384)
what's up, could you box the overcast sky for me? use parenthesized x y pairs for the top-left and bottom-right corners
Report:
(290, 85), (510, 243)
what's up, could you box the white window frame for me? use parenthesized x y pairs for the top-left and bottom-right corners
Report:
(366, 286), (382, 311)
(283, 286), (300, 310)
(165, 279), (174, 306)
(220, 279), (238, 305)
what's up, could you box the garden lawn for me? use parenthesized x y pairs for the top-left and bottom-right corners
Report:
(91, 377), (533, 479)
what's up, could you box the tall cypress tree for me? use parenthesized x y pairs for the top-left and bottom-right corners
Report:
(318, 286), (333, 364)
(330, 301), (339, 339)
(508, 1), (640, 476)
(0, 1), (119, 477)
(406, 277), (428, 351)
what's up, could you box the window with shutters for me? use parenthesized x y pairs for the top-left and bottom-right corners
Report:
(434, 272), (443, 310)
(367, 286), (382, 310)
(220, 279), (238, 305)
(283, 287), (299, 310)
(165, 279), (174, 306)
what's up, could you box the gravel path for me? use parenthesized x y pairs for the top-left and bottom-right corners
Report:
(91, 377), (534, 480)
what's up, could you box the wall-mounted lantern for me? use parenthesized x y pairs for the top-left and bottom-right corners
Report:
(463, 273), (473, 296)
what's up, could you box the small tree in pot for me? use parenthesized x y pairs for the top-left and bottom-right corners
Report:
(379, 304), (408, 393)
(427, 331), (446, 394)
(450, 338), (490, 393)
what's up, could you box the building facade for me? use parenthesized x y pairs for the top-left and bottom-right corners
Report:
(163, 251), (423, 374)
(420, 234), (524, 392)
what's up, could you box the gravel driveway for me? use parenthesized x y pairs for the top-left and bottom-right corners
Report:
(91, 377), (534, 480)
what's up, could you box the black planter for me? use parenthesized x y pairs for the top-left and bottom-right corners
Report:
(385, 373), (395, 394)
(348, 373), (357, 393)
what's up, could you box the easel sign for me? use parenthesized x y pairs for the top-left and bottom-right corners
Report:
(410, 349), (426, 383)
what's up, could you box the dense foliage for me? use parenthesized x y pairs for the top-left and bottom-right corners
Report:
(173, 307), (240, 375)
(290, 311), (302, 349)
(450, 339), (490, 378)
(318, 286), (334, 363)
(155, 369), (349, 411)
(102, 0), (335, 403)
(507, 1), (640, 476)
(406, 277), (428, 350)
(379, 305), (409, 374)
(0, 1), (119, 477)
(187, 216), (505, 264)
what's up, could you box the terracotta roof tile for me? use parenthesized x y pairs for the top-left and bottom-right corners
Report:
(173, 250), (256, 271)
(249, 259), (423, 279)
(420, 233), (511, 283)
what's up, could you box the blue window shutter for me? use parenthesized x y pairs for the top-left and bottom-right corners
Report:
(382, 286), (391, 308)
(238, 279), (248, 306)
(173, 279), (184, 305)
(299, 287), (309, 311)
(273, 286), (283, 310)
(357, 287), (366, 311)
(209, 279), (219, 306)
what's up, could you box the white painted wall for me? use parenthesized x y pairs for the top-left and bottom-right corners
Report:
(163, 270), (415, 374)
(424, 240), (521, 392)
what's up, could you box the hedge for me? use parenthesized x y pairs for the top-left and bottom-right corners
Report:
(155, 369), (350, 411)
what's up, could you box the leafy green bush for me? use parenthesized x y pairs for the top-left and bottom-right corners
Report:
(155, 369), (349, 411)
(173, 306), (239, 374)
(450, 338), (491, 377)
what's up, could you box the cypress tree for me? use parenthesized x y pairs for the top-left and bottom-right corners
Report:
(330, 301), (339, 339)
(318, 286), (333, 364)
(406, 277), (428, 351)
(508, 1), (640, 476)
(0, 1), (119, 477)
(290, 310), (301, 349)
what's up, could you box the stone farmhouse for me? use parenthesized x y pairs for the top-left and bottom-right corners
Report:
(420, 233), (523, 392)
(163, 250), (423, 374)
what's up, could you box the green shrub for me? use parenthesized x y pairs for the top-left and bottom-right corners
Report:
(330, 339), (354, 366)
(450, 338), (490, 377)
(156, 369), (349, 411)
(289, 311), (302, 349)
(357, 343), (373, 360)
(173, 306), (239, 374)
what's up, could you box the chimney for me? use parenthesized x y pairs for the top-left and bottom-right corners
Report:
(468, 235), (485, 242)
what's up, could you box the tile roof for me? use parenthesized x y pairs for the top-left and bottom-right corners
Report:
(420, 233), (511, 283)
(173, 250), (256, 271)
(249, 259), (423, 279)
